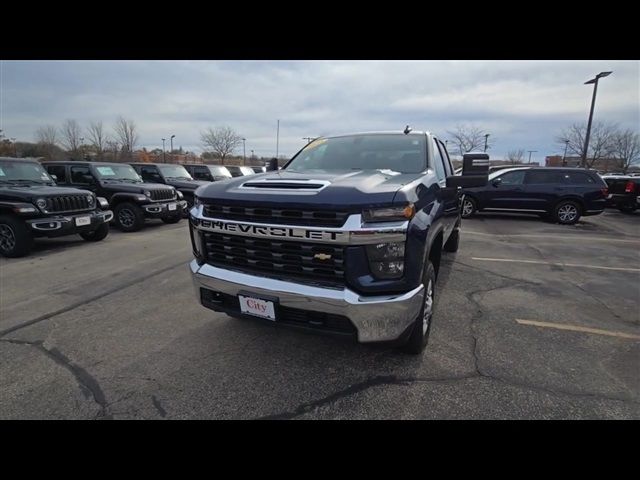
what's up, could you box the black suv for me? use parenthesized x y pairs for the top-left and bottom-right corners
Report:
(461, 167), (608, 224)
(129, 162), (209, 212)
(183, 164), (233, 182)
(0, 157), (113, 257)
(43, 161), (186, 232)
(601, 175), (640, 213)
(224, 165), (255, 177)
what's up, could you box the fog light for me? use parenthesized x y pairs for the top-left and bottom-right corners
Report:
(366, 242), (406, 279)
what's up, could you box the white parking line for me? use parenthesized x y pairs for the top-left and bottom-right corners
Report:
(464, 230), (640, 245)
(516, 319), (640, 340)
(471, 257), (640, 273)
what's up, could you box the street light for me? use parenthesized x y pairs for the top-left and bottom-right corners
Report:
(170, 135), (175, 163)
(79, 137), (84, 160)
(582, 71), (612, 168)
(528, 150), (537, 164)
(162, 138), (166, 163)
(484, 134), (490, 152)
(562, 139), (569, 166)
(242, 138), (246, 164)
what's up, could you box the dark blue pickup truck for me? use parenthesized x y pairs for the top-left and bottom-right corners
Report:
(188, 131), (487, 354)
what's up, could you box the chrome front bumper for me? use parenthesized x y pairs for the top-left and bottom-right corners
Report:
(190, 260), (424, 343)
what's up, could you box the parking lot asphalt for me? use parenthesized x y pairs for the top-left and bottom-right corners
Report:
(1, 211), (638, 419)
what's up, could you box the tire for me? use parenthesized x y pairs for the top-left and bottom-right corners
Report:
(443, 228), (460, 253)
(554, 200), (581, 225)
(162, 213), (182, 224)
(0, 215), (34, 258)
(80, 222), (110, 242)
(400, 260), (436, 355)
(114, 202), (145, 232)
(619, 204), (637, 213)
(461, 197), (477, 218)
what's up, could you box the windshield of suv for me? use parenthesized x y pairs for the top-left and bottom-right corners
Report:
(209, 166), (232, 178)
(0, 160), (55, 185)
(93, 164), (142, 182)
(285, 134), (427, 174)
(158, 164), (193, 180)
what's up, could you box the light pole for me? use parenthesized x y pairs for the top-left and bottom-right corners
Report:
(162, 138), (166, 163)
(484, 134), (490, 152)
(242, 138), (246, 165)
(79, 137), (84, 160)
(251, 149), (254, 159)
(276, 119), (280, 158)
(582, 71), (612, 168)
(170, 134), (175, 163)
(562, 140), (569, 166)
(528, 150), (537, 164)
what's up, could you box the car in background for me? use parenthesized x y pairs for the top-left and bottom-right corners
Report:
(183, 164), (233, 183)
(461, 167), (608, 224)
(601, 175), (640, 213)
(224, 165), (255, 177)
(250, 166), (267, 173)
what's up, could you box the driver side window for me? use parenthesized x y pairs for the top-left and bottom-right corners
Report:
(70, 166), (92, 184)
(498, 170), (526, 185)
(140, 166), (161, 182)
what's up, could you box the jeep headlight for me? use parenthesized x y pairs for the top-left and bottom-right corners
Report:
(35, 198), (48, 212)
(363, 204), (415, 222)
(86, 195), (95, 206)
(366, 242), (406, 279)
(143, 189), (151, 197)
(176, 190), (184, 200)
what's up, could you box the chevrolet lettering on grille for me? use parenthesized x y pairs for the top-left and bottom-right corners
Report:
(196, 218), (348, 243)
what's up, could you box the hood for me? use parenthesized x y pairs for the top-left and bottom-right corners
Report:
(196, 169), (424, 209)
(0, 184), (95, 202)
(165, 179), (209, 191)
(99, 181), (172, 194)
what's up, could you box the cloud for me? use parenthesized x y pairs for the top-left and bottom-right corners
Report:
(1, 60), (638, 159)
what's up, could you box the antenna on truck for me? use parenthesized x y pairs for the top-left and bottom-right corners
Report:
(404, 125), (412, 135)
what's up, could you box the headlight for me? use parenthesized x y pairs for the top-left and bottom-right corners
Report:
(366, 242), (406, 279)
(97, 197), (109, 209)
(363, 204), (415, 222)
(35, 198), (48, 211)
(143, 190), (151, 197)
(86, 195), (95, 206)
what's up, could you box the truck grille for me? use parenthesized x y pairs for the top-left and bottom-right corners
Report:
(201, 232), (345, 284)
(47, 195), (92, 213)
(203, 204), (349, 227)
(150, 189), (175, 201)
(200, 288), (357, 336)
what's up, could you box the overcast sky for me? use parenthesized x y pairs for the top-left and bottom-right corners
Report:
(1, 60), (638, 162)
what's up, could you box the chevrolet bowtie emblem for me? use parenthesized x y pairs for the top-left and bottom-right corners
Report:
(314, 253), (332, 261)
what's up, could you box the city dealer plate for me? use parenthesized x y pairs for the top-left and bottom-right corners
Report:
(75, 216), (91, 226)
(168, 203), (177, 211)
(239, 294), (276, 321)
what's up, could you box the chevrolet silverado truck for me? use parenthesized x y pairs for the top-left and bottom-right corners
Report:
(43, 161), (186, 232)
(188, 131), (488, 354)
(0, 157), (113, 257)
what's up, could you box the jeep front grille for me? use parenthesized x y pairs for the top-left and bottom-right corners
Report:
(47, 195), (92, 213)
(201, 231), (345, 284)
(203, 204), (350, 227)
(150, 189), (176, 201)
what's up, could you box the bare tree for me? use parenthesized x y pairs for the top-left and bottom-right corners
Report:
(200, 126), (243, 163)
(611, 129), (640, 174)
(505, 149), (525, 164)
(87, 121), (108, 160)
(105, 139), (120, 162)
(446, 124), (491, 156)
(60, 119), (83, 159)
(555, 121), (617, 168)
(113, 116), (138, 161)
(35, 125), (59, 160)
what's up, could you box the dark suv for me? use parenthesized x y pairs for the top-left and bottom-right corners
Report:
(43, 161), (186, 232)
(129, 163), (209, 212)
(224, 165), (255, 177)
(0, 157), (113, 257)
(183, 164), (233, 182)
(461, 167), (608, 224)
(601, 175), (640, 213)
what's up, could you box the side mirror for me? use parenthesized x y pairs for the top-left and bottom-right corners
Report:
(267, 158), (278, 171)
(491, 177), (502, 187)
(462, 152), (490, 176)
(50, 174), (58, 181)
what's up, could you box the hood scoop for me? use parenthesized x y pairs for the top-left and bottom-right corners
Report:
(239, 178), (330, 192)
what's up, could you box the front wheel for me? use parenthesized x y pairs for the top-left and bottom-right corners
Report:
(554, 200), (581, 225)
(461, 197), (477, 218)
(114, 202), (145, 232)
(400, 261), (436, 355)
(80, 223), (110, 242)
(0, 215), (34, 258)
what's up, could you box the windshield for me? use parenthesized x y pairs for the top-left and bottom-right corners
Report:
(93, 164), (142, 182)
(158, 164), (193, 180)
(285, 134), (427, 174)
(0, 160), (54, 184)
(209, 166), (232, 178)
(240, 167), (255, 176)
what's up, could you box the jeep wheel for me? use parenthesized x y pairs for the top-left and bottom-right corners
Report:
(554, 200), (581, 225)
(401, 260), (436, 355)
(461, 197), (477, 218)
(80, 222), (110, 242)
(0, 215), (34, 258)
(162, 213), (182, 224)
(114, 202), (145, 232)
(443, 228), (460, 253)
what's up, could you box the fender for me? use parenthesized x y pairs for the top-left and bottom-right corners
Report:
(0, 201), (39, 215)
(109, 192), (150, 205)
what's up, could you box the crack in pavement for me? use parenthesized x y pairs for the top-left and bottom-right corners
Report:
(446, 259), (541, 286)
(151, 395), (167, 418)
(0, 338), (112, 419)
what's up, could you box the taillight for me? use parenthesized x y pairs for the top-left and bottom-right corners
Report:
(624, 181), (635, 193)
(601, 187), (608, 197)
